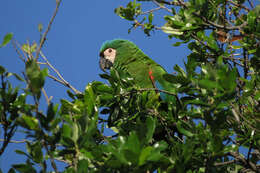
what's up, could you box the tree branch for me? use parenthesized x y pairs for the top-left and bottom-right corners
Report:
(11, 40), (26, 62)
(140, 7), (162, 15)
(229, 152), (260, 173)
(152, 0), (172, 13)
(40, 51), (81, 94)
(228, 0), (250, 11)
(35, 0), (62, 60)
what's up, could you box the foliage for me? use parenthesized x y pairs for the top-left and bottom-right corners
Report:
(1, 0), (260, 172)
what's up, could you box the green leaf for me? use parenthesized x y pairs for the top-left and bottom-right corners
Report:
(247, 10), (256, 28)
(174, 65), (186, 77)
(255, 91), (260, 101)
(12, 73), (24, 81)
(38, 23), (43, 32)
(22, 44), (30, 54)
(77, 160), (89, 172)
(0, 66), (6, 74)
(31, 42), (37, 52)
(61, 124), (75, 147)
(0, 33), (13, 48)
(7, 168), (15, 173)
(19, 114), (39, 130)
(138, 146), (152, 166)
(15, 150), (31, 158)
(27, 142), (43, 163)
(114, 1), (141, 21)
(95, 82), (113, 93)
(153, 141), (168, 151)
(161, 26), (183, 35)
(163, 73), (188, 85)
(230, 45), (242, 49)
(13, 164), (37, 173)
(67, 89), (75, 99)
(146, 142), (167, 162)
(145, 117), (156, 143)
(199, 79), (223, 91)
(84, 84), (96, 115)
(173, 42), (183, 47)
(148, 12), (153, 24)
(72, 123), (79, 143)
(99, 73), (110, 80)
(219, 68), (237, 92)
(26, 59), (48, 99)
(126, 132), (140, 155)
(62, 123), (72, 138)
(176, 121), (194, 137)
(46, 103), (55, 122)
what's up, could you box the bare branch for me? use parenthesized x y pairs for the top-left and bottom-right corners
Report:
(154, 0), (182, 6)
(43, 140), (58, 173)
(35, 0), (62, 60)
(229, 152), (260, 173)
(42, 88), (51, 105)
(214, 160), (235, 166)
(0, 139), (31, 143)
(228, 0), (250, 11)
(40, 51), (81, 94)
(247, 0), (254, 9)
(11, 40), (26, 62)
(140, 7), (162, 15)
(152, 0), (172, 13)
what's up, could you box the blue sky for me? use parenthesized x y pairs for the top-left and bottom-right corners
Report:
(0, 1), (188, 171)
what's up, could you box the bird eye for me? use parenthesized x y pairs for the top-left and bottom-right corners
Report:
(108, 48), (112, 53)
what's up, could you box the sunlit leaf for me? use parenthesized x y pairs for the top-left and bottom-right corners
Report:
(0, 33), (13, 48)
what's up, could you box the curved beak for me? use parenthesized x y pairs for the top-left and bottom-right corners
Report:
(99, 56), (113, 72)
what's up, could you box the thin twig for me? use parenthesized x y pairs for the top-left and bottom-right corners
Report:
(243, 48), (248, 79)
(0, 125), (16, 155)
(14, 40), (29, 61)
(0, 76), (17, 156)
(247, 0), (254, 9)
(224, 57), (244, 67)
(228, 0), (250, 11)
(154, 0), (181, 6)
(11, 40), (26, 62)
(229, 152), (259, 173)
(247, 136), (254, 161)
(37, 62), (47, 65)
(224, 56), (244, 61)
(0, 139), (31, 143)
(214, 160), (235, 166)
(140, 7), (162, 15)
(42, 88), (51, 105)
(48, 74), (66, 85)
(230, 103), (241, 123)
(40, 51), (81, 94)
(35, 0), (62, 60)
(152, 0), (172, 13)
(42, 138), (58, 173)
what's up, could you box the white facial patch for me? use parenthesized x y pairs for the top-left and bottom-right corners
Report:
(103, 48), (116, 64)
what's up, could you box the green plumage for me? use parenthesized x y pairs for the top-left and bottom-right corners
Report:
(100, 39), (175, 96)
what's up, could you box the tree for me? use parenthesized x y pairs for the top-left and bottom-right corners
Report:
(1, 0), (260, 172)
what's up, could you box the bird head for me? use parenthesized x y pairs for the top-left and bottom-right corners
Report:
(99, 39), (139, 72)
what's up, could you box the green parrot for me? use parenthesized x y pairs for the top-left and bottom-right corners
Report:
(99, 39), (181, 142)
(99, 39), (175, 101)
